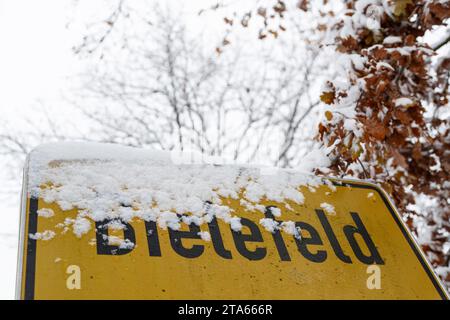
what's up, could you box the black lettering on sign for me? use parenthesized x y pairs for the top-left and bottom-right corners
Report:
(144, 220), (161, 257)
(265, 206), (290, 261)
(168, 221), (204, 258)
(208, 216), (232, 259)
(232, 218), (267, 261)
(344, 212), (384, 265)
(294, 221), (327, 263)
(95, 220), (136, 255)
(316, 209), (352, 263)
(95, 207), (384, 267)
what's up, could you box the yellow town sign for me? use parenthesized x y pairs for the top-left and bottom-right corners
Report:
(16, 146), (448, 299)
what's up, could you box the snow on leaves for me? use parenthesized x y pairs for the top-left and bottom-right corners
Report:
(313, 0), (450, 286)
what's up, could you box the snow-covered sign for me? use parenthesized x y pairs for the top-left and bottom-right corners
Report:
(16, 143), (448, 299)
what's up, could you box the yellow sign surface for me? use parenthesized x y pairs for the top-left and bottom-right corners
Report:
(17, 179), (448, 299)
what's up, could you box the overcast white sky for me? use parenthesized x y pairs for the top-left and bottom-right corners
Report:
(0, 1), (79, 117)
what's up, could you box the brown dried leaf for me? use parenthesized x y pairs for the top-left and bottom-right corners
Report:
(320, 91), (335, 104)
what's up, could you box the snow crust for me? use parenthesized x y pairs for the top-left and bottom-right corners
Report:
(320, 202), (336, 215)
(27, 142), (327, 241)
(383, 36), (402, 44)
(395, 97), (414, 107)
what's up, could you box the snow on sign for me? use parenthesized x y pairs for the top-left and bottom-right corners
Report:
(16, 143), (448, 300)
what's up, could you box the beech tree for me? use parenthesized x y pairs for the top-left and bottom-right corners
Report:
(227, 0), (450, 288)
(318, 0), (450, 288)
